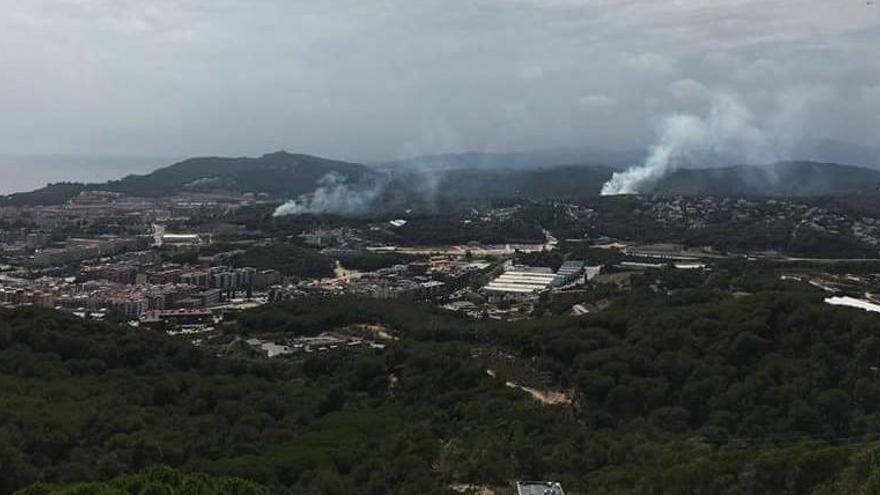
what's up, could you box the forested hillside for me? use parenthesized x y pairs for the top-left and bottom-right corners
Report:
(6, 154), (880, 210)
(0, 152), (375, 205)
(100, 151), (374, 198)
(655, 161), (880, 196)
(6, 284), (880, 493)
(15, 466), (267, 495)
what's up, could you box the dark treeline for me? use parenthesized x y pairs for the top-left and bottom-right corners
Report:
(0, 306), (559, 494)
(232, 243), (335, 279)
(389, 215), (544, 245)
(17, 466), (267, 495)
(337, 252), (423, 272)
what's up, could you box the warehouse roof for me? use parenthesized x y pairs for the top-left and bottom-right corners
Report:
(516, 481), (565, 495)
(483, 266), (557, 294)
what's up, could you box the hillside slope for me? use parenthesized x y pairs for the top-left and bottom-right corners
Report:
(0, 151), (376, 205)
(655, 161), (880, 196)
(5, 156), (880, 208)
(431, 161), (880, 200)
(8, 291), (880, 493)
(377, 147), (643, 171)
(102, 151), (375, 197)
(433, 165), (616, 199)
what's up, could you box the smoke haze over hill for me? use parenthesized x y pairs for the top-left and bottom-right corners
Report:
(273, 172), (388, 216)
(600, 91), (827, 195)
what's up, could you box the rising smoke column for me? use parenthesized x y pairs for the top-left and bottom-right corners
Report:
(273, 172), (386, 216)
(601, 94), (780, 195)
(272, 159), (454, 217)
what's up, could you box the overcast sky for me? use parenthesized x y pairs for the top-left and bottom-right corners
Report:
(1, 0), (878, 162)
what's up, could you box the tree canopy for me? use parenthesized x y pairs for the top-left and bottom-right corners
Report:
(5, 286), (880, 493)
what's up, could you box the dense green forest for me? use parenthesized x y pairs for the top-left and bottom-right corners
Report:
(6, 281), (880, 493)
(336, 252), (422, 271)
(232, 243), (334, 278)
(15, 466), (267, 495)
(388, 215), (545, 245)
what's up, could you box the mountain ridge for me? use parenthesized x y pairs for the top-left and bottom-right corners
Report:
(2, 151), (880, 207)
(654, 161), (880, 197)
(375, 147), (644, 171)
(0, 151), (376, 206)
(101, 151), (375, 197)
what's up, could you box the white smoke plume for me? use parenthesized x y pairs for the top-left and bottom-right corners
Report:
(601, 94), (784, 195)
(273, 172), (385, 216)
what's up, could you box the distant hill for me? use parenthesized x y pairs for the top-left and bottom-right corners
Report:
(434, 165), (616, 198)
(422, 161), (880, 200)
(101, 151), (375, 197)
(0, 153), (172, 195)
(381, 141), (880, 173)
(654, 161), (880, 196)
(794, 139), (880, 169)
(0, 182), (89, 207)
(4, 152), (880, 209)
(0, 151), (376, 205)
(376, 147), (643, 171)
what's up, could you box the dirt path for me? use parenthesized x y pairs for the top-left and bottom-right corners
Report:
(341, 323), (398, 341)
(450, 484), (496, 494)
(486, 369), (572, 406)
(505, 382), (572, 406)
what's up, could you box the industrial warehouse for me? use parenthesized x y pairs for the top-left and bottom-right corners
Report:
(483, 260), (590, 297)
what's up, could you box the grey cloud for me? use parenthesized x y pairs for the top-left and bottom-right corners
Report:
(578, 95), (617, 110)
(624, 53), (679, 76)
(668, 79), (712, 107)
(0, 0), (877, 163)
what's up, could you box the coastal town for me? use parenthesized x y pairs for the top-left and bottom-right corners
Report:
(6, 189), (880, 353)
(0, 190), (597, 346)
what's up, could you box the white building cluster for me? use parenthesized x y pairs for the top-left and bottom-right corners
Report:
(485, 266), (558, 295)
(483, 260), (588, 297)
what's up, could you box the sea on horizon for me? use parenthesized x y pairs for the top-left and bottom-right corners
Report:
(0, 154), (179, 195)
